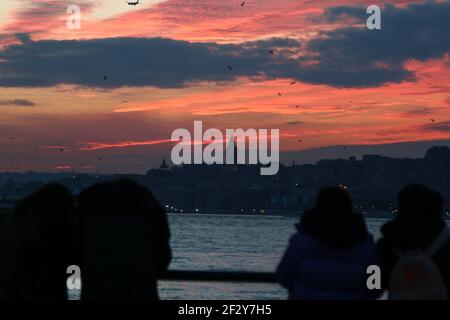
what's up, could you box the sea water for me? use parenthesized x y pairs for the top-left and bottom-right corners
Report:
(158, 214), (386, 300)
(70, 214), (448, 300)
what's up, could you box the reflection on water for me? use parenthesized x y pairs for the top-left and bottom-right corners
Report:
(159, 214), (296, 300)
(159, 214), (389, 300)
(71, 214), (447, 300)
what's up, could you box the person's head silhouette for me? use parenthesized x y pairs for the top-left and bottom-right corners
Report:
(78, 178), (171, 300)
(397, 184), (443, 219)
(297, 186), (367, 249)
(0, 184), (75, 300)
(315, 186), (353, 215)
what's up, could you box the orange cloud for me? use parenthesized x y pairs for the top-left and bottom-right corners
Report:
(1, 0), (424, 44)
(53, 165), (72, 170)
(79, 139), (173, 151)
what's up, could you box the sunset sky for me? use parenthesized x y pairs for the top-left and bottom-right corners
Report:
(0, 0), (449, 173)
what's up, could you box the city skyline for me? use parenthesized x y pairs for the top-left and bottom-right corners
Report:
(2, 145), (450, 215)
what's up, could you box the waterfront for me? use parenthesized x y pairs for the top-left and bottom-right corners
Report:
(158, 214), (389, 300)
(64, 213), (449, 300)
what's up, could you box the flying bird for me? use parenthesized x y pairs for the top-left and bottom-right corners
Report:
(278, 93), (282, 96)
(290, 81), (296, 85)
(127, 0), (139, 6)
(103, 74), (108, 80)
(9, 137), (13, 140)
(227, 65), (233, 71)
(295, 105), (299, 108)
(268, 50), (274, 55)
(60, 148), (64, 152)
(430, 118), (435, 124)
(298, 139), (302, 143)
(241, 1), (245, 6)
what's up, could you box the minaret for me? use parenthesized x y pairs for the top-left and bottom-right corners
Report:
(234, 136), (238, 165)
(159, 158), (169, 170)
(225, 136), (239, 169)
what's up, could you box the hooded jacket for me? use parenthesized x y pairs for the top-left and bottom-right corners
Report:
(276, 209), (380, 300)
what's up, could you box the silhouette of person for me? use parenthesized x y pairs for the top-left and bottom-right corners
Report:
(78, 179), (171, 299)
(0, 184), (76, 300)
(377, 184), (450, 297)
(276, 186), (381, 299)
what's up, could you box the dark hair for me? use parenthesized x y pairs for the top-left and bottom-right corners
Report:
(78, 178), (164, 217)
(315, 186), (353, 215)
(77, 178), (171, 299)
(397, 184), (443, 218)
(0, 184), (75, 300)
(299, 186), (367, 248)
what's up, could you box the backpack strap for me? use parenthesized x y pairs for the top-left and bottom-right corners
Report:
(425, 226), (450, 257)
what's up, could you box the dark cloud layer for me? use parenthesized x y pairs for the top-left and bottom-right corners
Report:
(422, 121), (450, 132)
(0, 99), (35, 106)
(311, 1), (450, 86)
(285, 121), (303, 126)
(0, 1), (448, 89)
(0, 36), (301, 88)
(324, 1), (450, 62)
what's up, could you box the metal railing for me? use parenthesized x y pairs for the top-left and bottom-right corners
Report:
(160, 270), (276, 283)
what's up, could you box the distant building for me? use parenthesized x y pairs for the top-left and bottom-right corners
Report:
(2, 146), (450, 214)
(425, 146), (450, 162)
(159, 158), (170, 170)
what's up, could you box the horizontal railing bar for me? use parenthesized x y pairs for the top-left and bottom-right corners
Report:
(160, 270), (277, 283)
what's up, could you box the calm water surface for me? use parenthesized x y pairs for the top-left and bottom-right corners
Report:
(70, 214), (447, 300)
(158, 214), (387, 300)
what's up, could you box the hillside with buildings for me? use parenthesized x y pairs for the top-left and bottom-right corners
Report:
(1, 146), (450, 216)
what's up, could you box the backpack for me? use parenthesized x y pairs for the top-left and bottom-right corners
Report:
(389, 226), (450, 300)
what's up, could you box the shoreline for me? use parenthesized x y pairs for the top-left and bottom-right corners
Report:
(167, 211), (450, 220)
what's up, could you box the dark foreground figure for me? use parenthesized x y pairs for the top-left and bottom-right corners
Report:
(276, 187), (380, 300)
(377, 184), (450, 299)
(0, 179), (171, 300)
(78, 179), (171, 299)
(0, 184), (75, 299)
